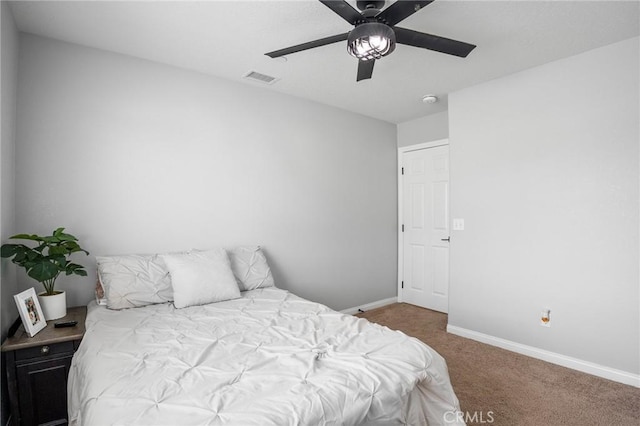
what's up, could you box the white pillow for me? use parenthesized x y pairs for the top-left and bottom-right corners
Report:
(96, 254), (173, 310)
(160, 249), (240, 309)
(227, 246), (275, 291)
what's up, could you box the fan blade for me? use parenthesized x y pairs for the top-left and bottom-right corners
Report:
(394, 27), (476, 58)
(377, 1), (434, 26)
(356, 59), (375, 81)
(319, 0), (363, 25)
(266, 33), (349, 58)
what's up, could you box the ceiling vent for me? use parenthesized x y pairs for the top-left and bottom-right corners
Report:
(243, 71), (279, 85)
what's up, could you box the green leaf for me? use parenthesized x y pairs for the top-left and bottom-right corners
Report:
(63, 241), (80, 250)
(22, 261), (36, 270)
(9, 233), (41, 241)
(48, 245), (68, 256)
(66, 262), (85, 270)
(13, 251), (27, 263)
(42, 236), (60, 244)
(28, 260), (59, 282)
(26, 250), (40, 261)
(56, 232), (77, 242)
(1, 244), (19, 258)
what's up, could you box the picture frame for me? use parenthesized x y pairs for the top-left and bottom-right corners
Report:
(14, 288), (47, 337)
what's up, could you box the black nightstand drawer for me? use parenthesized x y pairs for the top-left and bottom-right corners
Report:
(14, 341), (75, 362)
(16, 355), (73, 426)
(2, 306), (87, 426)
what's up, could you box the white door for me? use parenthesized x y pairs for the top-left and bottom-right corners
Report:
(401, 145), (450, 313)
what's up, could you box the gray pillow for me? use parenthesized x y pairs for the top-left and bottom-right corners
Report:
(96, 254), (173, 310)
(227, 246), (275, 291)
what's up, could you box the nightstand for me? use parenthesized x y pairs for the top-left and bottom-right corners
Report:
(2, 306), (86, 426)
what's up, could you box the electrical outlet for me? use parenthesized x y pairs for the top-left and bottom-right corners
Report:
(540, 309), (551, 327)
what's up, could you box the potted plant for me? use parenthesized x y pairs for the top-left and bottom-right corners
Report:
(1, 227), (89, 320)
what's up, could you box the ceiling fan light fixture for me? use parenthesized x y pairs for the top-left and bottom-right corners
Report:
(265, 0), (476, 82)
(347, 23), (396, 61)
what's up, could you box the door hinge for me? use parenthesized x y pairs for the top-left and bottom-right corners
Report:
(401, 167), (404, 175)
(401, 224), (404, 232)
(401, 281), (404, 289)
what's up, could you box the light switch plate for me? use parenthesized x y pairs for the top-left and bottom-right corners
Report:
(452, 218), (465, 231)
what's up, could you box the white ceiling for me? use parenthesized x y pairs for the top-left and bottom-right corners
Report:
(8, 0), (640, 123)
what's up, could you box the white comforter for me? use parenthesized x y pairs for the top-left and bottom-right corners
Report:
(68, 288), (464, 425)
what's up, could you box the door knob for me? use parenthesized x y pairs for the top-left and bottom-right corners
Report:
(441, 237), (450, 242)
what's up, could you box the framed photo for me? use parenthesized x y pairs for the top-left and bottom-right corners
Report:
(14, 288), (47, 337)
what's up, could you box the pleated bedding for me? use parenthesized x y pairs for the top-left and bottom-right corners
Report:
(68, 287), (464, 425)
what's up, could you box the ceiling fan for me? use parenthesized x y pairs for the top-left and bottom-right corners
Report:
(265, 0), (476, 82)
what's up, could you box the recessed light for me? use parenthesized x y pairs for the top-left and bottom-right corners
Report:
(422, 95), (438, 104)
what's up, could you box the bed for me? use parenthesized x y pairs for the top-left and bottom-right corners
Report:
(68, 247), (464, 425)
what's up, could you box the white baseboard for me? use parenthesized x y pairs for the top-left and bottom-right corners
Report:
(340, 296), (398, 315)
(447, 325), (640, 388)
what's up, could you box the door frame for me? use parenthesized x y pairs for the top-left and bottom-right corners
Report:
(397, 139), (449, 303)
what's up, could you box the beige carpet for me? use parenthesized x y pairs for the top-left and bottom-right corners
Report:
(356, 303), (639, 426)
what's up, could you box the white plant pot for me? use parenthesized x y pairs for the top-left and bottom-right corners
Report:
(39, 291), (67, 320)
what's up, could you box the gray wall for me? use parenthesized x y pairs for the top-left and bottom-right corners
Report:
(448, 37), (639, 374)
(1, 3), (19, 423)
(397, 111), (448, 147)
(1, 0), (19, 340)
(13, 34), (398, 312)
